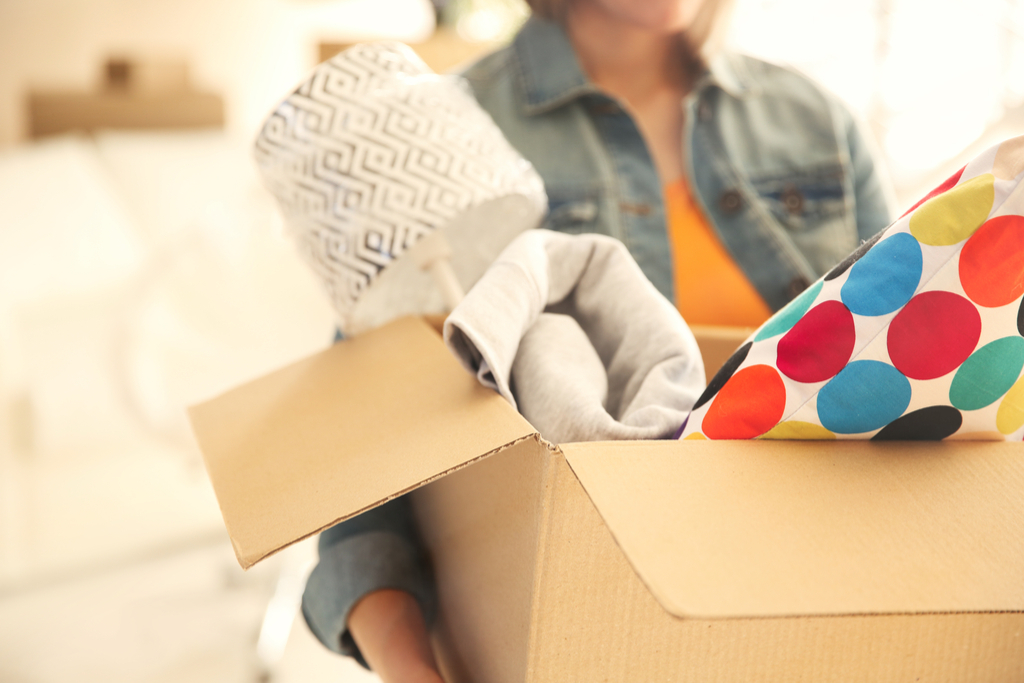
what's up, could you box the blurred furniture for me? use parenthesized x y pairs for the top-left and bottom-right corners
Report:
(26, 58), (223, 139)
(319, 26), (501, 73)
(0, 126), (337, 681)
(28, 91), (224, 139)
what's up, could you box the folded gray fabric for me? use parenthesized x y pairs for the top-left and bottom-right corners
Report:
(443, 229), (705, 443)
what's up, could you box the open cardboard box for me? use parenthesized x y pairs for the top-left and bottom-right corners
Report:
(189, 315), (1024, 682)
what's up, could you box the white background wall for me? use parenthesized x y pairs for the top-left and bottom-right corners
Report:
(729, 0), (1024, 201)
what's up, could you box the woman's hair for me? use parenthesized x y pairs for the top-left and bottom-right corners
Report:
(524, 0), (735, 59)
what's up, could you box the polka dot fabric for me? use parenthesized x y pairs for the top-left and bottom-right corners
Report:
(679, 136), (1024, 442)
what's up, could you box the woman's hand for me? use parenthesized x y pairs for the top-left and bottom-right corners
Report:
(348, 589), (446, 683)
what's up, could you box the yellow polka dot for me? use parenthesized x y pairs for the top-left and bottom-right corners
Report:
(909, 174), (995, 246)
(993, 136), (1024, 180)
(683, 432), (707, 440)
(996, 375), (1024, 435)
(946, 430), (1007, 442)
(758, 421), (836, 440)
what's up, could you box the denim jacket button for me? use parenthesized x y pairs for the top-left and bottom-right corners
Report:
(698, 99), (712, 121)
(589, 102), (621, 116)
(620, 201), (651, 216)
(718, 189), (743, 214)
(781, 186), (805, 214)
(787, 276), (811, 299)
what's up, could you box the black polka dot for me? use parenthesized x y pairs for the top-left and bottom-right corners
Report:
(693, 342), (752, 410)
(871, 405), (963, 441)
(1018, 296), (1023, 337)
(824, 227), (887, 281)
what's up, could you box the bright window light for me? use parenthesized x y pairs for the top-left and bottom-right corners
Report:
(885, 105), (987, 170)
(730, 0), (1024, 189)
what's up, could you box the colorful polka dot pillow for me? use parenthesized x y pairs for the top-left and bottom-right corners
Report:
(679, 136), (1024, 442)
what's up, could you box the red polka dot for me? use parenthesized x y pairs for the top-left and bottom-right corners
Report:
(702, 365), (786, 439)
(900, 166), (965, 219)
(887, 291), (981, 380)
(959, 215), (1024, 307)
(776, 301), (856, 383)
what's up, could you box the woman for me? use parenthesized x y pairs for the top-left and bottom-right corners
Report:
(302, 1), (895, 680)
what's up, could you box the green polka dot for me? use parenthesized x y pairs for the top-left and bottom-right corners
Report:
(754, 280), (823, 341)
(949, 336), (1024, 411)
(909, 174), (995, 246)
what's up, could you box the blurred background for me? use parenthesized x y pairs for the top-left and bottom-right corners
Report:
(0, 0), (1021, 681)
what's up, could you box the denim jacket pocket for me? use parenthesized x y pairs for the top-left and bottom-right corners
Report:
(749, 166), (857, 275)
(542, 189), (602, 236)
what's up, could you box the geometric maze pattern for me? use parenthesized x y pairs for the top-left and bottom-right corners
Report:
(255, 42), (545, 330)
(680, 135), (1024, 442)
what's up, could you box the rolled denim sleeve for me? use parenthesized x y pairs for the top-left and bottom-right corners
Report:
(301, 494), (436, 667)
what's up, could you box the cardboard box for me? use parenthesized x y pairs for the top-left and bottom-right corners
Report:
(189, 316), (1024, 682)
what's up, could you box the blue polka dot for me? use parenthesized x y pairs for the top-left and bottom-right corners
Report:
(755, 281), (823, 341)
(840, 232), (922, 317)
(818, 361), (912, 434)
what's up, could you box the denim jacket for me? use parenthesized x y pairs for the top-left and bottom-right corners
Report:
(301, 16), (896, 661)
(466, 16), (894, 309)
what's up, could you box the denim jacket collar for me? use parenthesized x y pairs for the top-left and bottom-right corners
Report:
(512, 16), (597, 115)
(511, 15), (756, 116)
(703, 52), (759, 98)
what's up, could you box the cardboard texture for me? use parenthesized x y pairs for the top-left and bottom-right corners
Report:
(188, 316), (534, 567)
(189, 316), (1024, 681)
(418, 440), (1024, 682)
(563, 439), (1024, 617)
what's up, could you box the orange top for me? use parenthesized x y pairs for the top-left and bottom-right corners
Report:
(664, 178), (772, 327)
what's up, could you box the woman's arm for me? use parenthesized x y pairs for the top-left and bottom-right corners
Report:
(348, 589), (446, 683)
(301, 495), (438, 670)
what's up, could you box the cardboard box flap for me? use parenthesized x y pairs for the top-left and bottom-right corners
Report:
(563, 439), (1024, 618)
(188, 316), (535, 568)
